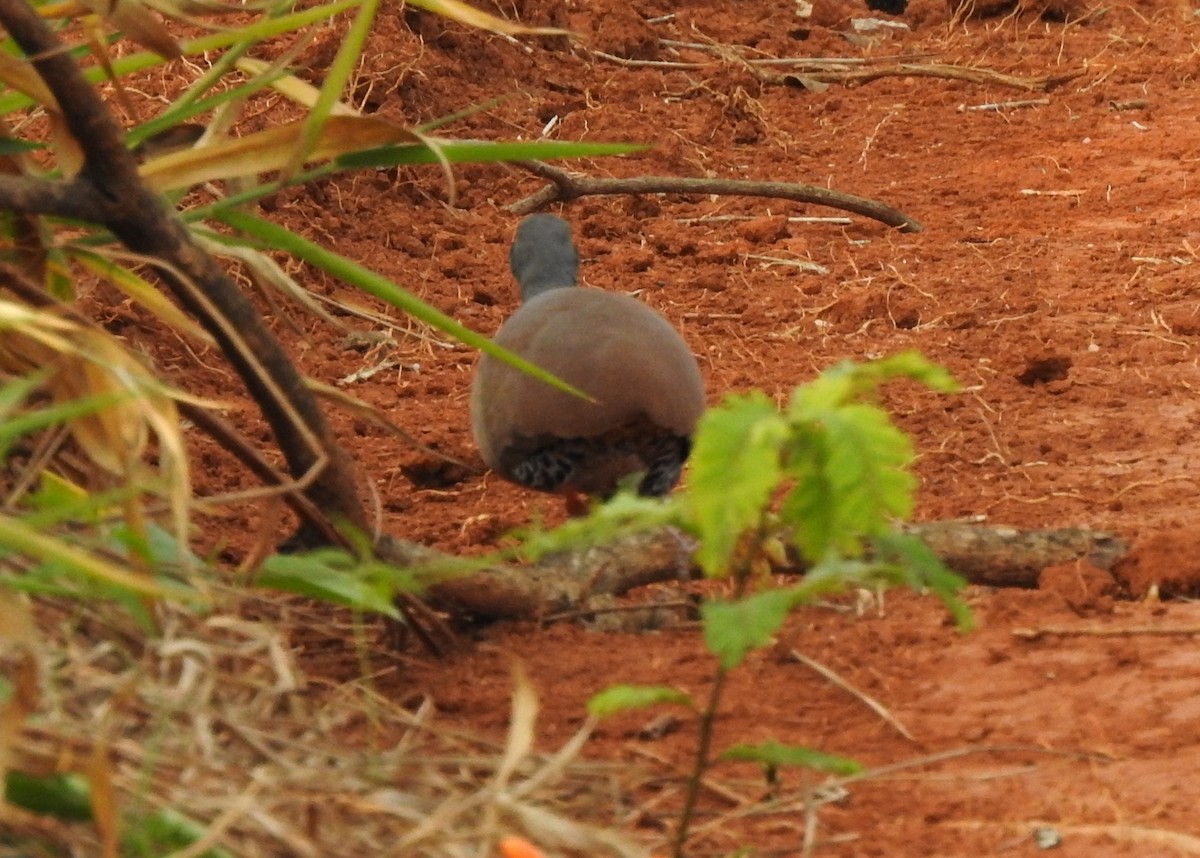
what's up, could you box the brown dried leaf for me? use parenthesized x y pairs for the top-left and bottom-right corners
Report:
(75, 0), (182, 58)
(138, 115), (420, 191)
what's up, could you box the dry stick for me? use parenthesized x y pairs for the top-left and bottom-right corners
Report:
(788, 649), (916, 742)
(508, 161), (922, 233)
(945, 820), (1200, 853)
(1013, 625), (1200, 641)
(593, 42), (1081, 94)
(959, 98), (1050, 112)
(0, 0), (366, 540)
(753, 63), (1083, 92)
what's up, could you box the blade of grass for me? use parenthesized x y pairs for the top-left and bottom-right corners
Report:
(0, 513), (199, 599)
(280, 0), (380, 181)
(210, 210), (594, 401)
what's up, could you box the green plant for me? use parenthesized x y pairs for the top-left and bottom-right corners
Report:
(567, 351), (972, 856)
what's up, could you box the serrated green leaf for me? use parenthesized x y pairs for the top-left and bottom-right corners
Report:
(587, 684), (694, 717)
(721, 740), (863, 775)
(688, 392), (788, 577)
(870, 350), (959, 392)
(701, 589), (793, 669)
(259, 554), (400, 618)
(511, 490), (678, 564)
(822, 404), (915, 522)
(788, 350), (958, 417)
(778, 423), (834, 560)
(871, 531), (973, 630)
(783, 404), (915, 562)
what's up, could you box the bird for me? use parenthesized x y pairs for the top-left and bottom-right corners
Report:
(470, 214), (705, 504)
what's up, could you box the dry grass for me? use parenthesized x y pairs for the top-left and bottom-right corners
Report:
(0, 593), (653, 858)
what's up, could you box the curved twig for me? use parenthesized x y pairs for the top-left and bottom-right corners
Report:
(508, 160), (922, 233)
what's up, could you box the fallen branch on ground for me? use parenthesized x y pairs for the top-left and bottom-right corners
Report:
(508, 161), (922, 232)
(753, 63), (1083, 93)
(376, 522), (1130, 624)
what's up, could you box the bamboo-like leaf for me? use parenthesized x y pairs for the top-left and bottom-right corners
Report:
(193, 232), (347, 330)
(0, 513), (198, 599)
(186, 138), (644, 221)
(140, 0), (274, 16)
(0, 54), (82, 174)
(0, 302), (192, 557)
(234, 57), (358, 115)
(406, 0), (574, 37)
(334, 137), (646, 170)
(0, 52), (59, 109)
(214, 210), (594, 401)
(69, 248), (215, 345)
(138, 114), (420, 191)
(282, 0), (380, 182)
(0, 0), (360, 115)
(75, 0), (182, 58)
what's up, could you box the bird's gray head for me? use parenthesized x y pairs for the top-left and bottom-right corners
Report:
(509, 214), (580, 302)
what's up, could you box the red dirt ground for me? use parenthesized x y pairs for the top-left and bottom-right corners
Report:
(144, 0), (1200, 854)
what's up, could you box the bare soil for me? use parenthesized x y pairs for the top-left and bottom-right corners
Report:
(136, 0), (1200, 854)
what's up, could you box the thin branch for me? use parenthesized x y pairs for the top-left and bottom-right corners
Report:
(789, 649), (916, 742)
(508, 161), (922, 233)
(595, 42), (1082, 93)
(0, 173), (109, 221)
(750, 63), (1082, 92)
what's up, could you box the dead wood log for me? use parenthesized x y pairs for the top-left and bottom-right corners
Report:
(377, 523), (1130, 622)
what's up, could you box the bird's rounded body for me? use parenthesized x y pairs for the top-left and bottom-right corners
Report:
(470, 215), (705, 499)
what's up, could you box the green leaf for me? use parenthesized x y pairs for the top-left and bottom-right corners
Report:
(258, 553), (401, 618)
(687, 392), (788, 577)
(587, 684), (694, 717)
(282, 0), (382, 180)
(124, 807), (236, 858)
(721, 740), (863, 776)
(789, 350), (958, 414)
(4, 770), (94, 821)
(509, 490), (678, 563)
(0, 137), (42, 155)
(0, 513), (199, 601)
(869, 350), (959, 392)
(701, 589), (794, 669)
(776, 422), (834, 560)
(783, 404), (915, 562)
(334, 137), (645, 171)
(871, 531), (973, 630)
